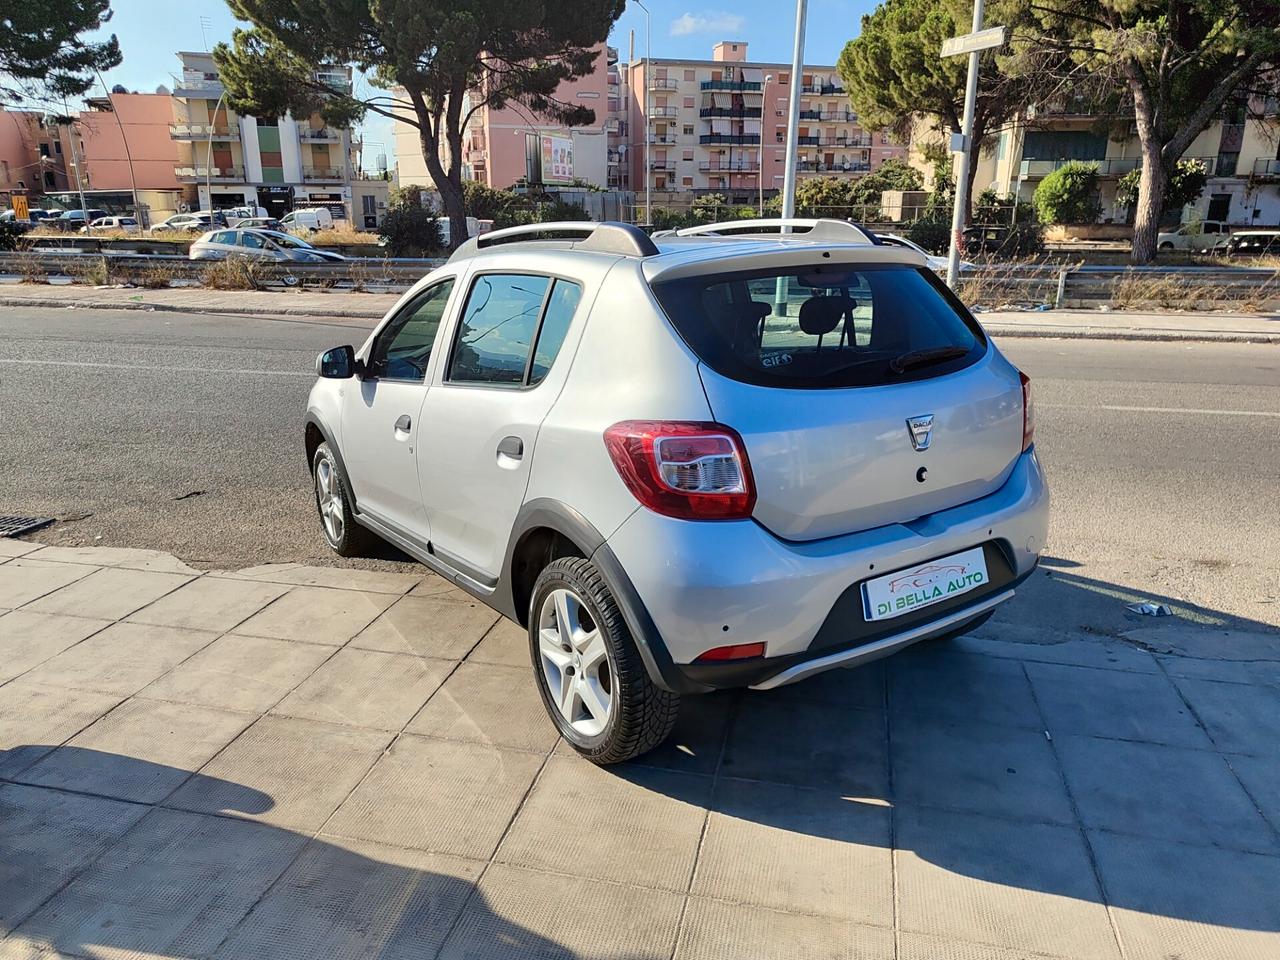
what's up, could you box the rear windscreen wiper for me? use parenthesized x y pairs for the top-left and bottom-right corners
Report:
(889, 345), (969, 374)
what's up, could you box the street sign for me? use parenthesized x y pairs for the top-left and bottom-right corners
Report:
(12, 194), (29, 220)
(941, 26), (1007, 58)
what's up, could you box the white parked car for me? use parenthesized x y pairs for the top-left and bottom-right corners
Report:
(79, 215), (140, 235)
(1157, 220), (1231, 253)
(304, 218), (1048, 763)
(149, 213), (222, 235)
(279, 207), (334, 232)
(188, 228), (346, 262)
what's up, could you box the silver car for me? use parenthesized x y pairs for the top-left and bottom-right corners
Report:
(188, 228), (345, 262)
(304, 219), (1049, 763)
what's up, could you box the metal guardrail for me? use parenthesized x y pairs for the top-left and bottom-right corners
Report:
(0, 251), (443, 292)
(954, 263), (1280, 307)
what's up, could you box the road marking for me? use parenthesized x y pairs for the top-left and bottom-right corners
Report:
(0, 358), (313, 378)
(1044, 403), (1280, 418)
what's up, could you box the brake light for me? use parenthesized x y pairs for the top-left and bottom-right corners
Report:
(695, 642), (767, 662)
(603, 420), (756, 520)
(1020, 371), (1035, 451)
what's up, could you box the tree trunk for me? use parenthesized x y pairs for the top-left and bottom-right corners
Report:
(1130, 138), (1166, 264)
(417, 127), (468, 249)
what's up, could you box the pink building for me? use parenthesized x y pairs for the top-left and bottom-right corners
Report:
(394, 47), (611, 190)
(0, 110), (71, 200)
(72, 94), (183, 191)
(628, 40), (908, 204)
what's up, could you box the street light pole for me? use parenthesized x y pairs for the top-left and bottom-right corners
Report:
(780, 0), (808, 220)
(946, 0), (985, 289)
(97, 72), (142, 225)
(633, 0), (651, 224)
(206, 88), (228, 213)
(760, 74), (773, 214)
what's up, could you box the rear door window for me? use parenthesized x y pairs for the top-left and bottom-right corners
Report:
(651, 263), (986, 389)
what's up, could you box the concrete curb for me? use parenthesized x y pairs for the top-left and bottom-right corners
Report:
(3, 294), (1278, 343)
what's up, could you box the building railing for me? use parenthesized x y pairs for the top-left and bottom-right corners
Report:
(299, 127), (343, 142)
(175, 166), (244, 182)
(648, 77), (679, 90)
(700, 134), (762, 145)
(651, 134), (677, 144)
(819, 111), (858, 122)
(698, 161), (760, 172)
(168, 123), (239, 140)
(801, 83), (845, 95)
(172, 78), (223, 98)
(650, 161), (676, 171)
(798, 110), (822, 120)
(701, 79), (762, 92)
(699, 106), (763, 119)
(1019, 157), (1139, 177)
(302, 166), (344, 182)
(1254, 158), (1280, 177)
(607, 151), (624, 164)
(815, 136), (872, 148)
(647, 107), (679, 119)
(798, 160), (871, 173)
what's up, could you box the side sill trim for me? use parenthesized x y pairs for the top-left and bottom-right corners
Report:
(749, 589), (1016, 690)
(353, 509), (497, 599)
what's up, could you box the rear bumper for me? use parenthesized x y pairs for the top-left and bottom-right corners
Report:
(603, 448), (1048, 692)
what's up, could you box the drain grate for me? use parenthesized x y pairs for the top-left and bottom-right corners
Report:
(0, 516), (54, 538)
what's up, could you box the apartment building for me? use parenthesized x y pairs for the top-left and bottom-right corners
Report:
(969, 96), (1280, 226)
(0, 111), (71, 201)
(606, 46), (630, 190)
(170, 51), (363, 219)
(628, 40), (906, 204)
(393, 46), (611, 192)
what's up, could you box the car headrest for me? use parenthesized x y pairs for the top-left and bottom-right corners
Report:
(798, 296), (855, 336)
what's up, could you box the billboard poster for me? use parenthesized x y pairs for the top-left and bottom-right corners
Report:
(540, 134), (574, 183)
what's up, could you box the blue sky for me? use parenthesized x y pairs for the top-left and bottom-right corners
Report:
(91, 1), (877, 173)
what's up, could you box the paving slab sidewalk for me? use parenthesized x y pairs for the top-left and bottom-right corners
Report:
(2, 284), (1279, 342)
(2, 540), (1280, 959)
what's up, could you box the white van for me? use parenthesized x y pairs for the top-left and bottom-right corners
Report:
(280, 208), (335, 232)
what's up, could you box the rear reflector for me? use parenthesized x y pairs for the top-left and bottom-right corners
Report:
(603, 420), (756, 520)
(694, 642), (767, 662)
(1020, 371), (1035, 451)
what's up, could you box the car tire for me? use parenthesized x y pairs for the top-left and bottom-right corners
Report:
(529, 557), (679, 764)
(311, 441), (375, 557)
(1159, 242), (1174, 250)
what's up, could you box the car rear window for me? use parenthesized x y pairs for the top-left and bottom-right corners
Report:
(651, 262), (986, 389)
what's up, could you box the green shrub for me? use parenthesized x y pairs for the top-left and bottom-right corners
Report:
(1033, 161), (1101, 225)
(0, 220), (24, 251)
(906, 216), (950, 254)
(378, 206), (441, 256)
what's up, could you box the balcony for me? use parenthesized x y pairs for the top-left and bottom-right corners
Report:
(701, 79), (762, 92)
(648, 77), (679, 90)
(169, 123), (239, 141)
(650, 161), (676, 172)
(1019, 157), (1139, 177)
(299, 127), (343, 143)
(819, 111), (858, 122)
(698, 161), (760, 172)
(302, 166), (344, 182)
(1253, 158), (1280, 177)
(798, 110), (822, 120)
(647, 107), (678, 119)
(172, 78), (223, 99)
(700, 134), (761, 145)
(699, 106), (762, 119)
(802, 83), (846, 95)
(798, 160), (871, 173)
(796, 135), (820, 146)
(175, 166), (244, 182)
(819, 136), (872, 148)
(651, 134), (677, 144)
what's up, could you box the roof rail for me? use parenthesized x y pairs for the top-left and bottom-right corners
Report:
(670, 218), (877, 244)
(448, 221), (658, 263)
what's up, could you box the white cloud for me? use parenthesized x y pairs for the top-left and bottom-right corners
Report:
(669, 11), (746, 37)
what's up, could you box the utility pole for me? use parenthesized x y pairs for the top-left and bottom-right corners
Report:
(206, 88), (228, 213)
(97, 72), (142, 225)
(60, 99), (90, 223)
(759, 74), (773, 215)
(633, 1), (651, 225)
(941, 4), (1006, 289)
(780, 0), (807, 220)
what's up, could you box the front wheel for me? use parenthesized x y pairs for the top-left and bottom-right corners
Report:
(529, 557), (679, 764)
(311, 441), (375, 557)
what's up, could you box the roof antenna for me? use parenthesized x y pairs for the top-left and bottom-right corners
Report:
(199, 16), (213, 52)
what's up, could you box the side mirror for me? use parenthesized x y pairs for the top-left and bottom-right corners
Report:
(317, 345), (356, 379)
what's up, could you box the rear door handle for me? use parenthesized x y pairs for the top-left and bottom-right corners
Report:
(394, 414), (412, 432)
(497, 436), (523, 460)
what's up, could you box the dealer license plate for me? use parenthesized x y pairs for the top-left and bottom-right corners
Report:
(862, 546), (989, 622)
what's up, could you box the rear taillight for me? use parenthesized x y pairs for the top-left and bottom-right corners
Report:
(603, 420), (756, 520)
(1020, 371), (1035, 451)
(695, 642), (767, 662)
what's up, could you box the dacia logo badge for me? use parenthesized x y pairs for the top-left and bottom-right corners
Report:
(906, 414), (934, 451)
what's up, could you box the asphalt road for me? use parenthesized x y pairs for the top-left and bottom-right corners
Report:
(1, 306), (1276, 631)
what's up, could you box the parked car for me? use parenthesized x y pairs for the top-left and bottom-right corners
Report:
(80, 215), (140, 235)
(304, 218), (1048, 763)
(279, 207), (334, 232)
(230, 216), (284, 232)
(189, 227), (347, 262)
(1157, 220), (1231, 253)
(878, 233), (975, 272)
(149, 212), (224, 235)
(1223, 230), (1280, 257)
(51, 209), (108, 231)
(222, 205), (268, 225)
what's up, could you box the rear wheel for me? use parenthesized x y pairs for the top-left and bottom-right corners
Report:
(311, 442), (375, 557)
(529, 557), (679, 764)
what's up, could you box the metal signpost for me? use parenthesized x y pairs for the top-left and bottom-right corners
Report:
(941, 7), (1006, 289)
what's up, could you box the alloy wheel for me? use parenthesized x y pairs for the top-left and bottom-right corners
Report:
(537, 587), (614, 736)
(314, 455), (344, 544)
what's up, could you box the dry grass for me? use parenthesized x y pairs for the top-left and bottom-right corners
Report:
(302, 225), (381, 246)
(14, 252), (50, 283)
(1110, 271), (1280, 311)
(956, 256), (1071, 310)
(64, 256), (111, 286)
(134, 261), (182, 289)
(201, 257), (273, 290)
